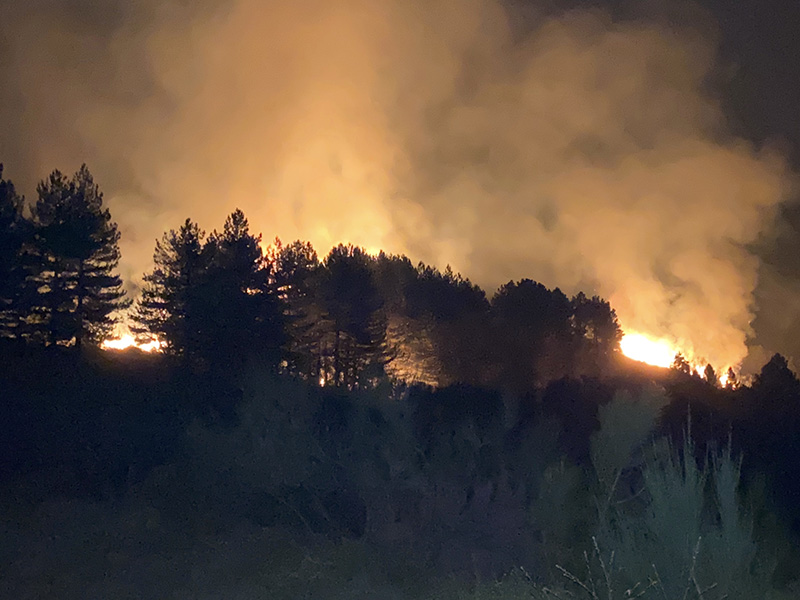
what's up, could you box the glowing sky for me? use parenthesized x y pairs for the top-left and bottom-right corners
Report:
(1, 0), (798, 372)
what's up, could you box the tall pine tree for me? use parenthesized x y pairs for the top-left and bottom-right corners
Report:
(132, 218), (209, 359)
(200, 209), (285, 370)
(268, 239), (330, 380)
(318, 244), (390, 388)
(28, 165), (129, 347)
(133, 211), (284, 370)
(570, 291), (622, 376)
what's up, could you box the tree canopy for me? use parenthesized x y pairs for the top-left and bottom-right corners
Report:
(133, 211), (285, 372)
(2, 165), (129, 347)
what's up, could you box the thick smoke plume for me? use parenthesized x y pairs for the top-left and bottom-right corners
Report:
(0, 0), (794, 370)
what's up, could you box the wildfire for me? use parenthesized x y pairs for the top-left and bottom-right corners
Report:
(620, 332), (676, 368)
(620, 331), (735, 385)
(101, 334), (163, 353)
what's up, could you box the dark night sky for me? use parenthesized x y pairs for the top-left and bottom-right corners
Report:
(1, 0), (799, 373)
(703, 0), (800, 160)
(537, 0), (800, 163)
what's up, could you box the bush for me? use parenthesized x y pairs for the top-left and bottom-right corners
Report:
(580, 390), (771, 598)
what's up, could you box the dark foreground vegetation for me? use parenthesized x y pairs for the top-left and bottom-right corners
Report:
(2, 345), (800, 599)
(3, 163), (800, 597)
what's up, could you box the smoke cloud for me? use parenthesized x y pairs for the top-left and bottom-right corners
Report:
(0, 0), (794, 370)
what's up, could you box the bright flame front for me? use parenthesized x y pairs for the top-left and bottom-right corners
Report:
(620, 333), (676, 368)
(101, 334), (163, 353)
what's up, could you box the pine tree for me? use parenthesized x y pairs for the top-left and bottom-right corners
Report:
(200, 209), (285, 370)
(490, 279), (571, 390)
(672, 353), (692, 375)
(704, 363), (719, 387)
(268, 239), (331, 380)
(318, 244), (390, 388)
(570, 291), (623, 376)
(28, 165), (129, 347)
(133, 211), (285, 370)
(403, 263), (490, 387)
(374, 254), (442, 386)
(752, 353), (800, 406)
(132, 218), (209, 359)
(0, 165), (29, 339)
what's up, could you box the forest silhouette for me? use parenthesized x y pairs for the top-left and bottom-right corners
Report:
(3, 164), (800, 597)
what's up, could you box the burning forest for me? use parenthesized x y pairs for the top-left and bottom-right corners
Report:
(3, 0), (800, 597)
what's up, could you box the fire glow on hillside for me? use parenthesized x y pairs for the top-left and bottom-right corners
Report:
(619, 333), (676, 368)
(101, 334), (163, 353)
(101, 324), (725, 379)
(620, 331), (729, 383)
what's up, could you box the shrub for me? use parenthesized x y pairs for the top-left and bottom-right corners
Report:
(583, 391), (769, 598)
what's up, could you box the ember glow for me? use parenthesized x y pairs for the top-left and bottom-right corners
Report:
(620, 333), (676, 368)
(101, 334), (163, 353)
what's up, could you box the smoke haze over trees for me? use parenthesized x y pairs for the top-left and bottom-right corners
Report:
(0, 162), (622, 394)
(1, 0), (799, 373)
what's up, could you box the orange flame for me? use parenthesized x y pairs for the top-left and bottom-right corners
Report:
(101, 334), (163, 353)
(620, 332), (675, 368)
(620, 331), (733, 385)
